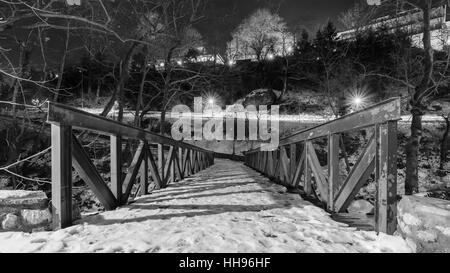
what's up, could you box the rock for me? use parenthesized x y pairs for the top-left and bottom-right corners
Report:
(348, 200), (374, 215)
(0, 190), (48, 209)
(20, 209), (52, 227)
(397, 196), (450, 253)
(243, 89), (278, 108)
(2, 213), (19, 230)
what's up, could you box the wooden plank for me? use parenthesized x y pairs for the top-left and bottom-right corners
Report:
(280, 146), (290, 185)
(182, 149), (190, 175)
(72, 136), (117, 210)
(242, 98), (401, 152)
(147, 148), (162, 189)
(178, 147), (183, 179)
(334, 136), (376, 212)
(122, 142), (145, 203)
(292, 145), (306, 188)
(262, 152), (269, 175)
(306, 142), (329, 203)
(328, 134), (340, 211)
(273, 150), (280, 182)
(158, 144), (164, 182)
(51, 124), (73, 229)
(266, 151), (274, 177)
(140, 142), (149, 195)
(163, 146), (175, 186)
(110, 134), (122, 204)
(290, 144), (297, 185)
(304, 141), (312, 195)
(174, 152), (184, 181)
(375, 121), (398, 235)
(47, 102), (208, 153)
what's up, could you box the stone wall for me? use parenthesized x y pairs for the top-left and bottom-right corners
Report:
(397, 196), (450, 253)
(0, 190), (80, 232)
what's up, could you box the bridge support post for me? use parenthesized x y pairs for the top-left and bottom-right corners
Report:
(111, 134), (122, 204)
(328, 134), (340, 211)
(140, 142), (149, 195)
(51, 124), (73, 230)
(375, 121), (398, 235)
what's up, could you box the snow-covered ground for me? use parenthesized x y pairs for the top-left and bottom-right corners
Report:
(0, 160), (413, 253)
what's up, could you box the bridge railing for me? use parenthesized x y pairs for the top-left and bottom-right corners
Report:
(47, 102), (214, 229)
(243, 98), (401, 235)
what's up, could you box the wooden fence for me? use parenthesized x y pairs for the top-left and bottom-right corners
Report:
(47, 102), (214, 229)
(243, 98), (401, 235)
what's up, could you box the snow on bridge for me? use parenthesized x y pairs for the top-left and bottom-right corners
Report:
(0, 159), (411, 253)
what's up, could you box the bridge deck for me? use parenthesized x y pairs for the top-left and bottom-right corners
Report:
(0, 160), (410, 253)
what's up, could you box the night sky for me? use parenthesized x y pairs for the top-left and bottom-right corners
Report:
(198, 0), (357, 50)
(1, 0), (358, 68)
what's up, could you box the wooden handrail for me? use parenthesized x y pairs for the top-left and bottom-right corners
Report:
(245, 97), (401, 154)
(47, 102), (215, 230)
(47, 102), (208, 153)
(242, 98), (400, 235)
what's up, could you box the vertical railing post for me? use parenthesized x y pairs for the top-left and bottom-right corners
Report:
(375, 121), (398, 235)
(290, 144), (296, 187)
(110, 134), (122, 205)
(170, 146), (175, 183)
(304, 141), (312, 195)
(178, 147), (183, 177)
(328, 134), (340, 211)
(140, 141), (149, 195)
(51, 124), (73, 230)
(158, 144), (164, 183)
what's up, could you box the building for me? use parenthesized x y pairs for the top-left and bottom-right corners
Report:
(337, 4), (450, 50)
(153, 47), (225, 71)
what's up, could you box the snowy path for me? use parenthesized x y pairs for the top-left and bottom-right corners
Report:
(0, 160), (412, 253)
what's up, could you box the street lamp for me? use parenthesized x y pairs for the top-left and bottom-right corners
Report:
(353, 96), (363, 107)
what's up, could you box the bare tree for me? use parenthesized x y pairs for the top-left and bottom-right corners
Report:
(227, 8), (294, 62)
(366, 0), (450, 194)
(136, 0), (207, 134)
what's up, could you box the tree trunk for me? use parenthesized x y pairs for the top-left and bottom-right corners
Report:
(100, 40), (140, 118)
(405, 2), (433, 195)
(134, 63), (150, 127)
(406, 109), (423, 195)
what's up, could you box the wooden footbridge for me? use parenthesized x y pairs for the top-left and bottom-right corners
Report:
(2, 98), (401, 235)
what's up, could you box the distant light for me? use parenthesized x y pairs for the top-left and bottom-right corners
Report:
(267, 53), (274, 60)
(347, 87), (371, 111)
(353, 97), (362, 106)
(287, 46), (293, 53)
(177, 60), (183, 66)
(55, 74), (59, 79)
(159, 62), (165, 67)
(228, 60), (235, 66)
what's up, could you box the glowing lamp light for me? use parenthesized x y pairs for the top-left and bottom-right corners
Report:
(208, 98), (215, 105)
(353, 96), (363, 106)
(347, 87), (370, 111)
(267, 53), (274, 60)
